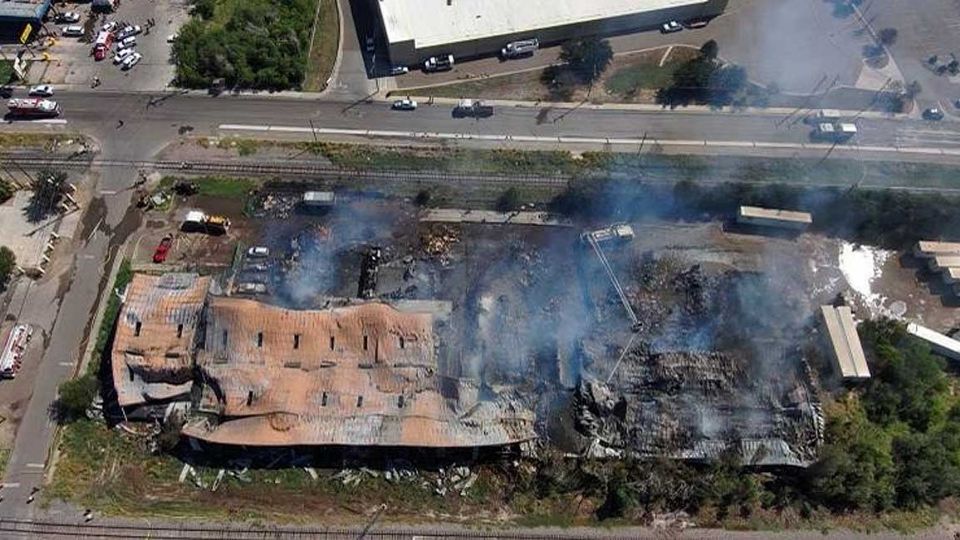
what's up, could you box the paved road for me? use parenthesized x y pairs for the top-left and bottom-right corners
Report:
(0, 137), (139, 519)
(37, 90), (960, 163)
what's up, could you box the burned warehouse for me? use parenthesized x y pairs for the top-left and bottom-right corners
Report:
(107, 199), (829, 468)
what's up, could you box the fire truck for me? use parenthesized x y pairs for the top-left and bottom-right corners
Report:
(93, 30), (114, 61)
(7, 98), (61, 118)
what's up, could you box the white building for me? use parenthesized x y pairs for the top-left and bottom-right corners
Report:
(375, 0), (729, 66)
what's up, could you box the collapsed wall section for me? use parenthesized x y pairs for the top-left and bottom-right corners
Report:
(111, 273), (211, 407)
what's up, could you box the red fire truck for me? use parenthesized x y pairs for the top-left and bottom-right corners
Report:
(93, 30), (114, 60)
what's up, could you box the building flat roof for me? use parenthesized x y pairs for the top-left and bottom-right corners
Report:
(932, 255), (960, 269)
(907, 322), (960, 359)
(738, 206), (813, 224)
(378, 0), (706, 50)
(0, 0), (50, 20)
(916, 241), (960, 256)
(820, 305), (870, 380)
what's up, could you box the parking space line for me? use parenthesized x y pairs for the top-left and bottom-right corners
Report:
(2, 483), (21, 489)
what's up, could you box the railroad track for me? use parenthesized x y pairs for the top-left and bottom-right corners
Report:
(0, 518), (642, 540)
(0, 153), (573, 188)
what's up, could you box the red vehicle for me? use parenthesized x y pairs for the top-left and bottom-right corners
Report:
(7, 98), (61, 118)
(93, 30), (114, 61)
(152, 235), (172, 263)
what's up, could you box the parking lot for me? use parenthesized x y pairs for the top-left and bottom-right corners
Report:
(393, 0), (874, 97)
(866, 0), (960, 115)
(31, 0), (190, 91)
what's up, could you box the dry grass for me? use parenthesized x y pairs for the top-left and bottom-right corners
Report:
(303, 0), (340, 92)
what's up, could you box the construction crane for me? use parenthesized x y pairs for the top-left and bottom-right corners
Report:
(582, 224), (641, 332)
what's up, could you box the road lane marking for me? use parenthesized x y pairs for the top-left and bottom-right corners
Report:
(2, 483), (20, 488)
(29, 119), (68, 125)
(58, 362), (73, 367)
(99, 190), (118, 195)
(24, 463), (44, 468)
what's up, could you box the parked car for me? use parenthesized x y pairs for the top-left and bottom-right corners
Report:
(28, 85), (54, 97)
(392, 98), (417, 111)
(923, 107), (945, 120)
(117, 25), (141, 40)
(684, 18), (711, 29)
(55, 12), (81, 24)
(152, 236), (173, 263)
(117, 36), (136, 50)
(661, 21), (682, 33)
(102, 21), (118, 33)
(113, 48), (134, 64)
(62, 25), (83, 37)
(247, 246), (270, 258)
(423, 54), (454, 72)
(389, 65), (409, 76)
(121, 52), (142, 70)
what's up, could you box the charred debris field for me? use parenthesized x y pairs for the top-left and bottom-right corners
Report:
(55, 174), (960, 529)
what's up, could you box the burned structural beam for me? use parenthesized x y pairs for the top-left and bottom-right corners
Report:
(358, 247), (382, 299)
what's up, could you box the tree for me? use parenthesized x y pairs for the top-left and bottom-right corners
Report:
(904, 80), (922, 98)
(0, 246), (15, 290)
(806, 394), (896, 511)
(560, 37), (614, 84)
(700, 39), (719, 60)
(878, 27), (898, 47)
(26, 168), (68, 223)
(53, 373), (99, 423)
(708, 64), (748, 106)
(496, 187), (523, 212)
(0, 179), (12, 204)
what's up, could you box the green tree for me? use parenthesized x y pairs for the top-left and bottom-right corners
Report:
(891, 431), (960, 509)
(496, 187), (523, 212)
(878, 27), (898, 47)
(560, 37), (614, 84)
(26, 168), (68, 223)
(700, 39), (719, 60)
(0, 179), (13, 204)
(0, 246), (15, 290)
(54, 374), (99, 423)
(806, 395), (896, 511)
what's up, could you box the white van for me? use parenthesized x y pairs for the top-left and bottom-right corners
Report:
(501, 38), (539, 59)
(62, 25), (84, 37)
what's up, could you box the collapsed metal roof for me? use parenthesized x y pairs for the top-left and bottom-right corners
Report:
(183, 298), (535, 447)
(112, 273), (211, 407)
(112, 274), (534, 448)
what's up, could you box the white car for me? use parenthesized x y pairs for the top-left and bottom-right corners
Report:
(392, 98), (417, 111)
(102, 21), (118, 33)
(247, 246), (270, 258)
(56, 12), (81, 24)
(62, 25), (83, 37)
(166, 34), (177, 43)
(661, 21), (682, 33)
(117, 36), (136, 50)
(113, 48), (134, 64)
(117, 25), (142, 40)
(28, 85), (54, 97)
(389, 65), (409, 76)
(121, 52), (142, 70)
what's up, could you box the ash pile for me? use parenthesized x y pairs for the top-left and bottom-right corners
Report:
(573, 251), (824, 467)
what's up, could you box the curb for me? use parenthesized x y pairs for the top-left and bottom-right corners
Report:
(317, 0), (346, 98)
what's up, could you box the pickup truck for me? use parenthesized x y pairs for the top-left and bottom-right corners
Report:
(453, 99), (494, 118)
